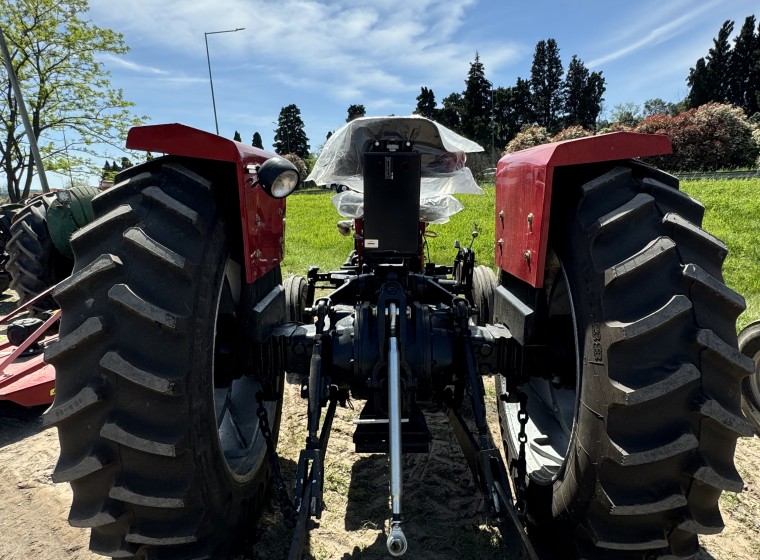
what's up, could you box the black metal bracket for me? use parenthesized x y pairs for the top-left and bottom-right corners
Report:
(445, 306), (539, 560)
(288, 302), (348, 560)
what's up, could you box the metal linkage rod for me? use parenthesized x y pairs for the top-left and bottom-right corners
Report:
(386, 302), (408, 556)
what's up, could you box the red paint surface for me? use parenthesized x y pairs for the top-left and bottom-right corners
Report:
(127, 123), (286, 283)
(0, 339), (56, 407)
(495, 132), (672, 287)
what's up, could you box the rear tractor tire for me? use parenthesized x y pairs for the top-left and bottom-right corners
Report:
(44, 160), (284, 559)
(738, 320), (760, 434)
(6, 186), (98, 310)
(6, 194), (65, 309)
(495, 162), (753, 558)
(0, 204), (21, 294)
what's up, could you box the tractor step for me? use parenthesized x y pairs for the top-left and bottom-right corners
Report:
(352, 400), (431, 453)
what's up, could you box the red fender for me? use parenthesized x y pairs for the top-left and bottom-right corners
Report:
(126, 123), (285, 284)
(495, 132), (672, 287)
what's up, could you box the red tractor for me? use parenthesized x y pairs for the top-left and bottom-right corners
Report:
(43, 117), (753, 559)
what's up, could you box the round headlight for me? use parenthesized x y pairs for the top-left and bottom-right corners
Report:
(257, 157), (300, 198)
(270, 169), (299, 198)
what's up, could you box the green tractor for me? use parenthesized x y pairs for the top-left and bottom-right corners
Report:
(5, 185), (99, 310)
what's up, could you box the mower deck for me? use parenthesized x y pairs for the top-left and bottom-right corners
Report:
(0, 338), (56, 407)
(0, 307), (60, 408)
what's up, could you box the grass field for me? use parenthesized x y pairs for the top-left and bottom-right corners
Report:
(681, 179), (760, 330)
(282, 177), (759, 330)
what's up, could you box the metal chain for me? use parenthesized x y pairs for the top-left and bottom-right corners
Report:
(514, 390), (529, 520)
(256, 392), (296, 528)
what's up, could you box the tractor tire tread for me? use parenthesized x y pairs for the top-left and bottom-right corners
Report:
(6, 193), (69, 309)
(498, 164), (749, 558)
(46, 158), (280, 558)
(583, 168), (745, 555)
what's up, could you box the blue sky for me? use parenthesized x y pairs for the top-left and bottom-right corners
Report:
(79, 0), (758, 166)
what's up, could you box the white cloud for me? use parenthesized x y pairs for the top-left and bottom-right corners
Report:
(587, 0), (727, 68)
(87, 0), (502, 101)
(100, 54), (169, 75)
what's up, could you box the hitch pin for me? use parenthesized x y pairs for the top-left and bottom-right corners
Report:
(386, 303), (408, 556)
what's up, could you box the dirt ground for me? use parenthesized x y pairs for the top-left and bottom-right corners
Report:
(0, 384), (758, 559)
(0, 293), (758, 559)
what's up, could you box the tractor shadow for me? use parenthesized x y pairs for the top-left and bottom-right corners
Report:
(0, 401), (47, 449)
(339, 409), (528, 559)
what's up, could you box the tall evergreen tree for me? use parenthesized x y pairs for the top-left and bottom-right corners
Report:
(530, 39), (564, 133)
(584, 71), (606, 128)
(706, 20), (735, 103)
(492, 86), (522, 151)
(687, 58), (711, 108)
(491, 78), (537, 151)
(563, 55), (605, 129)
(461, 53), (493, 146)
(563, 56), (587, 125)
(233, 130), (242, 142)
(273, 104), (309, 158)
(438, 92), (464, 133)
(252, 131), (263, 149)
(414, 87), (437, 119)
(513, 77), (535, 126)
(729, 16), (759, 113)
(688, 20), (737, 108)
(346, 104), (366, 122)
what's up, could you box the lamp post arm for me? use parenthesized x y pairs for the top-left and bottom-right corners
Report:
(204, 33), (220, 136)
(203, 28), (244, 136)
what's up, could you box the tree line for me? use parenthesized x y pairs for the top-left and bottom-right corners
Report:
(502, 15), (760, 172)
(687, 15), (760, 115)
(264, 16), (760, 174)
(3, 2), (760, 202)
(414, 45), (605, 155)
(252, 39), (605, 170)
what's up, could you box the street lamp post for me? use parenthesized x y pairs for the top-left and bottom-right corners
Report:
(204, 27), (244, 135)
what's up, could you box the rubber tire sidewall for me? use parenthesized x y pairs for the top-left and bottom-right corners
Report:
(283, 275), (308, 323)
(739, 320), (760, 433)
(186, 220), (281, 553)
(471, 265), (497, 326)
